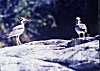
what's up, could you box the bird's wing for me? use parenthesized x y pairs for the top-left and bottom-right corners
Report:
(80, 24), (87, 32)
(82, 24), (87, 32)
(8, 26), (24, 37)
(12, 25), (23, 31)
(75, 24), (87, 32)
(78, 24), (87, 29)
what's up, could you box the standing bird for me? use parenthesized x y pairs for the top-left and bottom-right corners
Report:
(7, 17), (30, 45)
(75, 17), (87, 38)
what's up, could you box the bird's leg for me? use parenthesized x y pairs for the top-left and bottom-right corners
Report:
(79, 34), (80, 38)
(83, 33), (86, 40)
(16, 36), (19, 45)
(18, 36), (21, 45)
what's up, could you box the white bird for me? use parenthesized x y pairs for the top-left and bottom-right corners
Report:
(8, 17), (30, 45)
(75, 17), (87, 38)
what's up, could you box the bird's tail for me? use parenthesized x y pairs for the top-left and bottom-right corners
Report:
(6, 33), (10, 38)
(7, 36), (10, 38)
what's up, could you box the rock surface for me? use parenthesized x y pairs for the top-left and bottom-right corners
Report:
(0, 35), (99, 71)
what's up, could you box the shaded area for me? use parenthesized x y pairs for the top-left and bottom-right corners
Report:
(0, 0), (98, 47)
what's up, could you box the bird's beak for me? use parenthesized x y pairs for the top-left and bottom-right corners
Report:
(26, 19), (31, 22)
(20, 17), (30, 21)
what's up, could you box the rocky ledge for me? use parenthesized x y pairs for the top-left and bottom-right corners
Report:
(0, 35), (99, 71)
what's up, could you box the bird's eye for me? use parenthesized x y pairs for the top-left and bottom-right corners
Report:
(23, 21), (27, 23)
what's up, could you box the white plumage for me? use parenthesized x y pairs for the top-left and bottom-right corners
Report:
(75, 17), (87, 38)
(8, 17), (30, 45)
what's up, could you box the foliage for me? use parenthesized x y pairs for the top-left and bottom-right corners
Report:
(0, 0), (57, 46)
(0, 0), (98, 47)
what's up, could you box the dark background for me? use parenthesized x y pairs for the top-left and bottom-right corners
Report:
(0, 0), (98, 47)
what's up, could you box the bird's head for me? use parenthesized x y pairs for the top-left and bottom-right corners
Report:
(76, 17), (81, 24)
(76, 17), (81, 20)
(20, 17), (31, 22)
(20, 17), (31, 25)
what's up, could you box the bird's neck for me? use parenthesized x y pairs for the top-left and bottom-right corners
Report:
(21, 21), (25, 26)
(77, 20), (81, 24)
